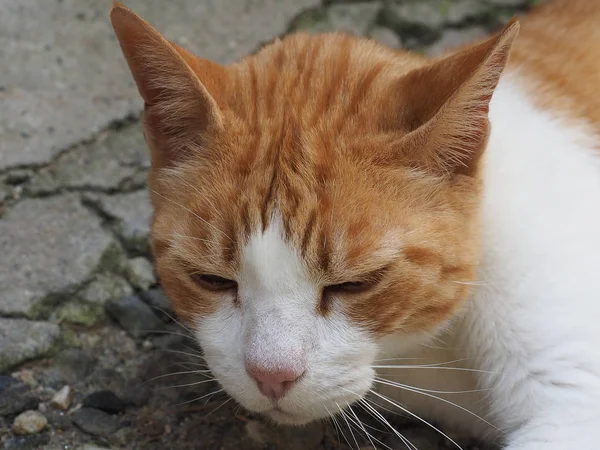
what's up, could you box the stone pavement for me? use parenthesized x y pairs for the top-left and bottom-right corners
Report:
(0, 1), (539, 449)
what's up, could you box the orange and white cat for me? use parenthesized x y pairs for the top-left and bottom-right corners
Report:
(110, 1), (600, 448)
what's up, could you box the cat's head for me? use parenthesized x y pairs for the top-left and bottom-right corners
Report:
(110, 3), (518, 425)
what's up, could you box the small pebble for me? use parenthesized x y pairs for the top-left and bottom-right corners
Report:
(50, 385), (73, 410)
(12, 410), (48, 435)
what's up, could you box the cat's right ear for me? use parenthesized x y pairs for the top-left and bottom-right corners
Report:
(110, 2), (224, 168)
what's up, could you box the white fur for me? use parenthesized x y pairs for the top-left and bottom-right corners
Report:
(195, 72), (600, 448)
(379, 72), (600, 448)
(195, 214), (377, 424)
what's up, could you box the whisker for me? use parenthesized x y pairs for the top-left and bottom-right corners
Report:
(346, 401), (382, 450)
(359, 398), (416, 450)
(173, 388), (224, 407)
(452, 280), (489, 286)
(374, 376), (490, 395)
(205, 397), (233, 417)
(370, 390), (464, 450)
(337, 403), (360, 450)
(373, 365), (496, 374)
(373, 378), (500, 433)
(158, 378), (216, 391)
(326, 405), (353, 450)
(161, 349), (205, 360)
(151, 190), (233, 242)
(144, 369), (213, 383)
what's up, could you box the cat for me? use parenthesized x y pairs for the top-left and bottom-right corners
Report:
(110, 1), (600, 448)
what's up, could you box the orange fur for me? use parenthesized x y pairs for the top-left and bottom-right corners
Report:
(111, 2), (587, 337)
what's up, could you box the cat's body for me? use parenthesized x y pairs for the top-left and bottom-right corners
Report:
(110, 1), (600, 448)
(379, 74), (600, 446)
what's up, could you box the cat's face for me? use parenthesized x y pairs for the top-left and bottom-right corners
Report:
(111, 4), (517, 425)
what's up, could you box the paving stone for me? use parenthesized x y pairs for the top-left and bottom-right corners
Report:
(84, 190), (153, 254)
(0, 319), (59, 373)
(0, 0), (319, 171)
(80, 274), (133, 307)
(125, 257), (156, 291)
(426, 27), (488, 57)
(327, 2), (383, 35)
(368, 26), (402, 48)
(291, 2), (381, 35)
(25, 123), (149, 195)
(0, 196), (120, 318)
(105, 295), (165, 339)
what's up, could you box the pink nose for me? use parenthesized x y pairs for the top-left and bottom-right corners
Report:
(246, 366), (304, 399)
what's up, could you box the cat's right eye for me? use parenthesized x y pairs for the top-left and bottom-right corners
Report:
(190, 274), (237, 292)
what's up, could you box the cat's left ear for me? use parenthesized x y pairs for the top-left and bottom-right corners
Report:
(396, 19), (520, 176)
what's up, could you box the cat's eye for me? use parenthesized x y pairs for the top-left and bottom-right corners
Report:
(191, 274), (237, 292)
(324, 281), (369, 294)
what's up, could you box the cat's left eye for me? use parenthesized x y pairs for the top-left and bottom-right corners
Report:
(190, 274), (237, 292)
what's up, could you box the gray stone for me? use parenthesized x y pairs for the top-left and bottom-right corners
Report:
(0, 319), (59, 373)
(445, 0), (491, 25)
(328, 2), (383, 36)
(0, 195), (120, 318)
(80, 274), (133, 306)
(426, 27), (488, 57)
(383, 0), (445, 30)
(25, 124), (149, 195)
(71, 407), (119, 437)
(55, 274), (133, 326)
(12, 410), (48, 435)
(38, 349), (98, 388)
(105, 295), (165, 339)
(82, 390), (126, 415)
(140, 288), (173, 319)
(0, 376), (39, 416)
(368, 26), (402, 48)
(86, 190), (153, 254)
(0, 0), (319, 170)
(0, 432), (50, 449)
(291, 2), (381, 35)
(125, 257), (156, 290)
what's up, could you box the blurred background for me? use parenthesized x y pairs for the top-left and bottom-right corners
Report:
(0, 0), (540, 449)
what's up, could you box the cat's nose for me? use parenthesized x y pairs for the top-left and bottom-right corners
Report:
(246, 365), (305, 399)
